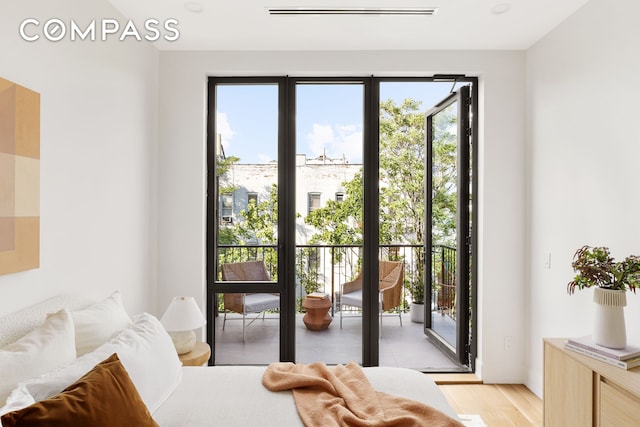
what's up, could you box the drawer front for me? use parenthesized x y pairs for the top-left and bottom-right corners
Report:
(600, 380), (640, 427)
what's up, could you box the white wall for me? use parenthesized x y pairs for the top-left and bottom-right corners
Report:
(0, 0), (159, 317)
(158, 50), (527, 381)
(525, 0), (640, 397)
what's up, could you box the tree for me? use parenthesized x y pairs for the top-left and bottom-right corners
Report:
(219, 98), (458, 306)
(215, 183), (279, 280)
(305, 98), (457, 247)
(305, 173), (363, 246)
(234, 184), (278, 245)
(305, 98), (458, 304)
(429, 105), (458, 245)
(216, 154), (241, 245)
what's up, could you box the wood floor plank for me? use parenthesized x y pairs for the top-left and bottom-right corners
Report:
(497, 384), (543, 426)
(438, 384), (542, 427)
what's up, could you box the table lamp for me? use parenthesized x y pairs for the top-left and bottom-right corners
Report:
(160, 296), (206, 354)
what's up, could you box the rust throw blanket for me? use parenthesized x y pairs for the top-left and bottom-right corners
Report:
(262, 362), (464, 427)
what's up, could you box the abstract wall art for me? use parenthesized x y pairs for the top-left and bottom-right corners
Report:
(0, 77), (40, 275)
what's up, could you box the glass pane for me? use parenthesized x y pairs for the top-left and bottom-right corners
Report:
(429, 101), (458, 350)
(294, 83), (363, 365)
(214, 83), (280, 365)
(214, 291), (280, 364)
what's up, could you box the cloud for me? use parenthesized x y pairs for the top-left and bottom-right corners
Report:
(305, 123), (363, 163)
(216, 112), (236, 148)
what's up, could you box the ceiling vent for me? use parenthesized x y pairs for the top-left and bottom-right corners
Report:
(268, 7), (439, 16)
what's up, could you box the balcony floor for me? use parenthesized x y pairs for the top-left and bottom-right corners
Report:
(213, 310), (467, 372)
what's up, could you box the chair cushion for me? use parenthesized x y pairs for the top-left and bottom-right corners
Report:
(341, 290), (362, 308)
(243, 294), (280, 313)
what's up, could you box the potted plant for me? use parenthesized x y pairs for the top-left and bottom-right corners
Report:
(410, 276), (425, 323)
(567, 245), (640, 349)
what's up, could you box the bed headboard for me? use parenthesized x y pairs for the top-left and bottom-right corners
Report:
(0, 295), (91, 348)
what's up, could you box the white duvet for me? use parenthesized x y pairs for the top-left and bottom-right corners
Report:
(153, 365), (459, 426)
(0, 295), (459, 427)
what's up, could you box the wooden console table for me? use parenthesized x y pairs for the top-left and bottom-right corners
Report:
(544, 338), (640, 426)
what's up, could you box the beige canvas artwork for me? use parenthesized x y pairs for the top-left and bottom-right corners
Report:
(0, 77), (40, 275)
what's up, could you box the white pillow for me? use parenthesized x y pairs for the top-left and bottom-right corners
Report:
(5, 312), (182, 414)
(71, 291), (132, 356)
(0, 309), (76, 407)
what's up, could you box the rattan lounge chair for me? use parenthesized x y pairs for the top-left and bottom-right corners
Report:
(336, 260), (404, 328)
(221, 260), (280, 341)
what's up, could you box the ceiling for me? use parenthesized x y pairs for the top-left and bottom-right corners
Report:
(106, 0), (590, 51)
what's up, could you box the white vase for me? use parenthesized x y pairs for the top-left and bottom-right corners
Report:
(410, 303), (425, 323)
(593, 287), (627, 349)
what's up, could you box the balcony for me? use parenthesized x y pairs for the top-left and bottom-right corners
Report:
(213, 243), (464, 371)
(217, 243), (456, 315)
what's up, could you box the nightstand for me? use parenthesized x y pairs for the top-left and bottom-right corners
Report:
(178, 342), (211, 366)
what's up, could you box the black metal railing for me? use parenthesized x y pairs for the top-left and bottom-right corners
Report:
(431, 244), (457, 319)
(216, 243), (456, 314)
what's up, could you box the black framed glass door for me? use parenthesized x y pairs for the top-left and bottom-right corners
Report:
(206, 77), (293, 365)
(424, 85), (473, 367)
(206, 77), (477, 370)
(206, 77), (374, 366)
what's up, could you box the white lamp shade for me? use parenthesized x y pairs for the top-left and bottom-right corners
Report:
(160, 296), (206, 332)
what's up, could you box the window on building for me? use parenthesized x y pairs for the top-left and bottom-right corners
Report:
(220, 194), (233, 224)
(335, 192), (344, 202)
(308, 193), (321, 213)
(248, 193), (258, 206)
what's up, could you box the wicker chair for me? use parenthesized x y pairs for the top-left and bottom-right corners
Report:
(336, 260), (404, 328)
(221, 260), (280, 341)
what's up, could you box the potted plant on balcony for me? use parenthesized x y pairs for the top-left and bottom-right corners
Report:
(410, 276), (425, 323)
(567, 245), (640, 349)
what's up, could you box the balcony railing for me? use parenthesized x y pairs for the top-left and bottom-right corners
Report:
(217, 243), (456, 315)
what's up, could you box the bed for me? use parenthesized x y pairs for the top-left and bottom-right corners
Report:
(0, 292), (463, 426)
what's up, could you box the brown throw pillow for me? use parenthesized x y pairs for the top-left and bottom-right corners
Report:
(1, 353), (158, 427)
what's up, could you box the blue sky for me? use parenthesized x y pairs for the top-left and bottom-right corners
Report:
(216, 81), (457, 164)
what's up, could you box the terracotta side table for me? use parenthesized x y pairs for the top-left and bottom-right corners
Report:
(302, 293), (332, 331)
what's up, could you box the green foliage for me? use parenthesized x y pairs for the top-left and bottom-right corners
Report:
(217, 155), (240, 195)
(567, 245), (640, 294)
(379, 98), (425, 244)
(218, 98), (459, 306)
(430, 109), (458, 245)
(305, 174), (363, 247)
(297, 247), (322, 295)
(216, 155), (241, 246)
(303, 98), (458, 303)
(216, 155), (278, 276)
(411, 254), (425, 304)
(304, 98), (457, 247)
(234, 184), (278, 245)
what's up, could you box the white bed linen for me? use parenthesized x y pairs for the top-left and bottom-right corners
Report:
(153, 365), (459, 426)
(1, 296), (460, 426)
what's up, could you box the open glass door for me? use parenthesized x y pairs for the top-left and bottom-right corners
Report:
(424, 85), (472, 366)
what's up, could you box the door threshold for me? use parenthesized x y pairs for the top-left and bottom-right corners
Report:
(426, 373), (482, 385)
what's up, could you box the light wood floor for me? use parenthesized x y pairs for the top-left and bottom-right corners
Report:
(437, 382), (542, 427)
